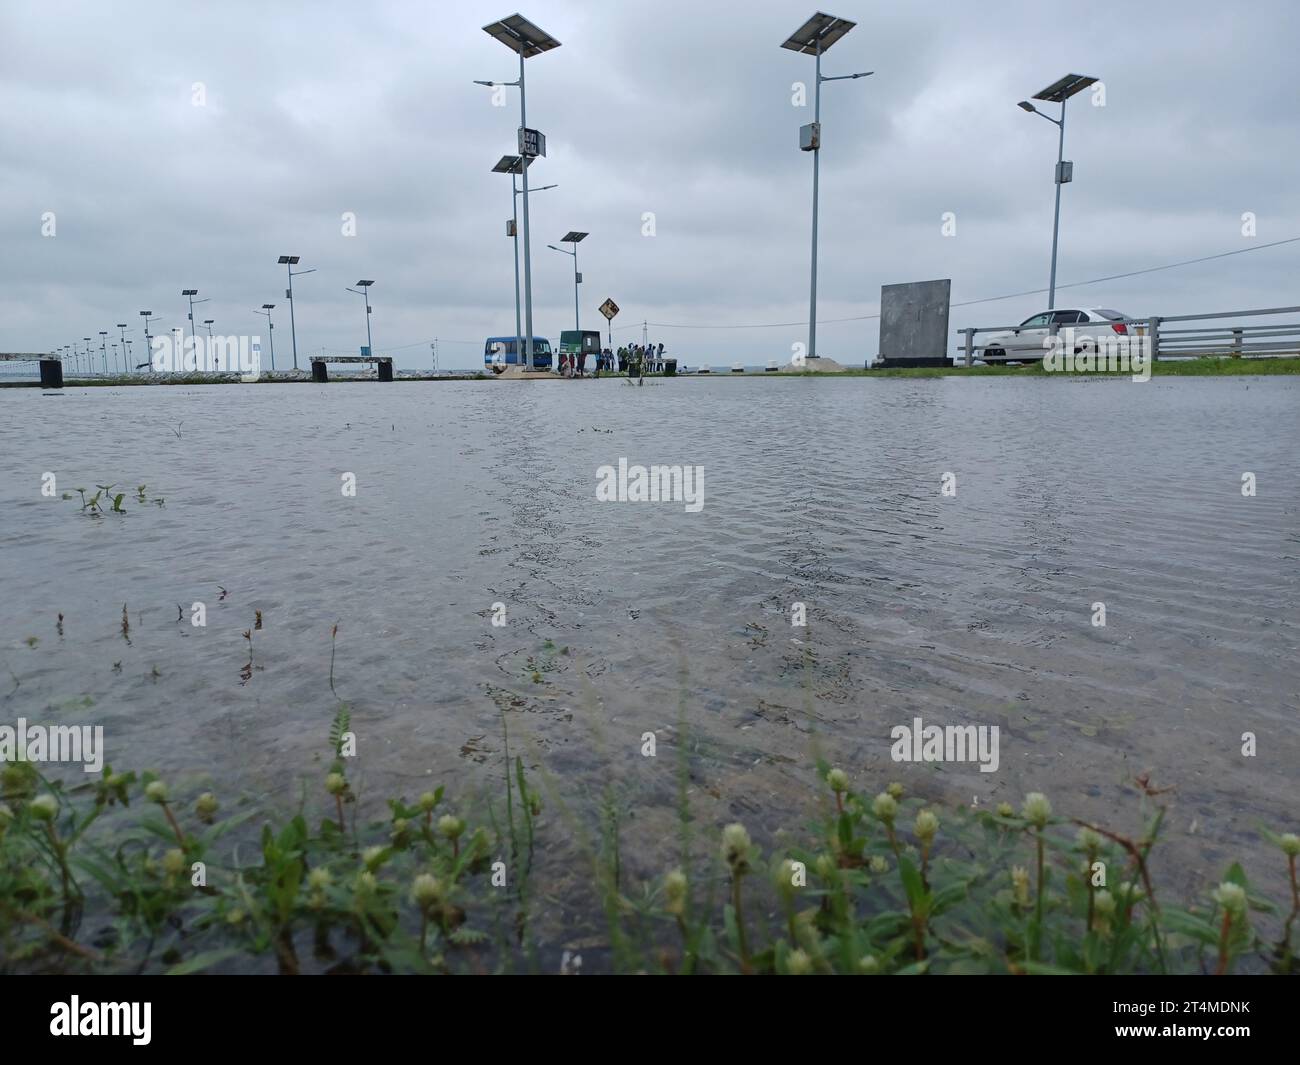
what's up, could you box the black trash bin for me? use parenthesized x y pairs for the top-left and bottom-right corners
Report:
(663, 359), (677, 376)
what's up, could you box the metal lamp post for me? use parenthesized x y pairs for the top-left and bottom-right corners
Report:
(116, 323), (130, 374)
(82, 338), (92, 376)
(99, 331), (108, 374)
(480, 14), (561, 372)
(547, 231), (587, 334)
(1017, 74), (1097, 310)
(278, 256), (316, 370)
(181, 289), (210, 363)
(255, 304), (276, 371)
(781, 13), (872, 362)
(345, 280), (375, 357)
(492, 154), (557, 367)
(140, 311), (161, 372)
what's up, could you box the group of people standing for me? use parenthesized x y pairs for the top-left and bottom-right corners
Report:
(555, 342), (667, 379)
(619, 343), (666, 376)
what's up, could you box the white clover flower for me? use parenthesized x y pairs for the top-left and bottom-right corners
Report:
(411, 873), (444, 909)
(1021, 792), (1052, 828)
(324, 772), (346, 796)
(196, 792), (219, 822)
(1279, 833), (1300, 858)
(868, 855), (889, 875)
(872, 792), (898, 823)
(914, 809), (940, 846)
(787, 949), (812, 975)
(145, 780), (168, 804)
(826, 768), (849, 794)
(1212, 882), (1247, 917)
(1076, 827), (1102, 852)
(721, 823), (752, 872)
(663, 869), (688, 916)
(1011, 866), (1031, 907)
(30, 794), (59, 821)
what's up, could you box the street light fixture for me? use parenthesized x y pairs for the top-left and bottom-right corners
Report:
(345, 280), (376, 358)
(116, 323), (130, 374)
(1018, 73), (1097, 310)
(181, 289), (209, 363)
(255, 304), (277, 371)
(480, 13), (561, 371)
(781, 12), (872, 362)
(99, 331), (108, 375)
(547, 231), (587, 335)
(140, 310), (161, 372)
(493, 154), (556, 366)
(278, 255), (316, 370)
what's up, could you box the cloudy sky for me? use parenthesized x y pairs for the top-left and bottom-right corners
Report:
(3, 0), (1298, 369)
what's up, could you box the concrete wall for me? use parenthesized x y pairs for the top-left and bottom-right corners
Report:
(879, 279), (952, 360)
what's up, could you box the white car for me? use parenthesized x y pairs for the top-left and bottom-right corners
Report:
(981, 307), (1132, 362)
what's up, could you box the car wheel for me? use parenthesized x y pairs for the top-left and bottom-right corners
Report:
(985, 346), (1006, 363)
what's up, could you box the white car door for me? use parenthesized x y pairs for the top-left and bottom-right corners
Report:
(1011, 312), (1053, 354)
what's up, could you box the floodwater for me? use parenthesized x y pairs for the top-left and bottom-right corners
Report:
(2, 375), (1298, 951)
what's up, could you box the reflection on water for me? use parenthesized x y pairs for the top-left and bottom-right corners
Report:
(2, 375), (1298, 942)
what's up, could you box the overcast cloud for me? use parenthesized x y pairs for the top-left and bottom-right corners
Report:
(2, 0), (1298, 369)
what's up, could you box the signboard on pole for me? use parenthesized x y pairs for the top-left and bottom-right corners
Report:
(518, 127), (547, 158)
(598, 298), (619, 321)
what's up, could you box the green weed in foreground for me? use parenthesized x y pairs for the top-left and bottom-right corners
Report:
(1, 744), (1296, 974)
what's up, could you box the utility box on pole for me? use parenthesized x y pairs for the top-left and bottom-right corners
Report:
(800, 121), (821, 151)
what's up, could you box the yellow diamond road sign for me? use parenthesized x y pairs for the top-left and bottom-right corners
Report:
(599, 298), (619, 320)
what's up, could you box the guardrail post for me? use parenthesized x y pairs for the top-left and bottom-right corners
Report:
(1231, 327), (1243, 357)
(962, 328), (975, 367)
(1149, 316), (1160, 362)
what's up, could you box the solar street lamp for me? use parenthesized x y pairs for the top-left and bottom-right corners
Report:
(480, 13), (561, 370)
(116, 323), (130, 374)
(278, 255), (316, 369)
(547, 231), (587, 334)
(140, 311), (162, 372)
(255, 304), (276, 371)
(181, 289), (209, 361)
(345, 280), (375, 357)
(1018, 73), (1098, 309)
(493, 154), (558, 367)
(781, 12), (872, 362)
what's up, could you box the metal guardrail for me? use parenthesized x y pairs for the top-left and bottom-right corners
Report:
(956, 305), (1300, 365)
